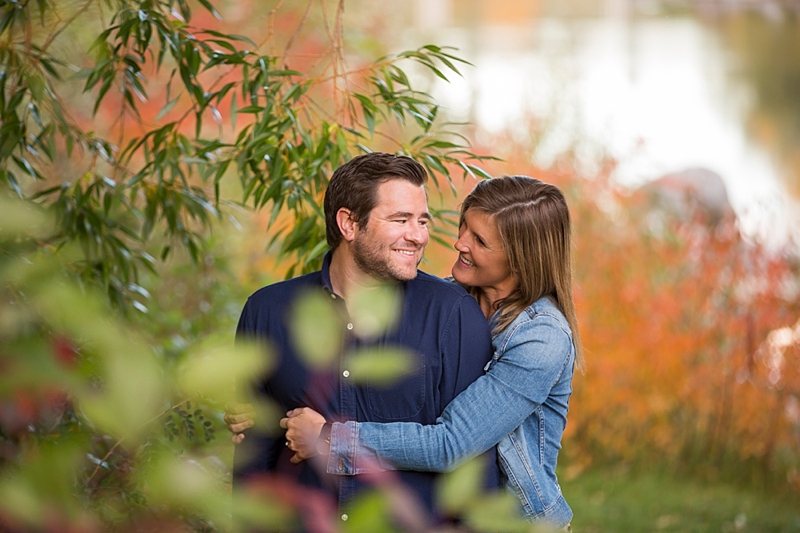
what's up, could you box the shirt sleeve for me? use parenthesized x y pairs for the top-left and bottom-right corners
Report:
(326, 313), (573, 475)
(232, 298), (283, 481)
(437, 294), (494, 413)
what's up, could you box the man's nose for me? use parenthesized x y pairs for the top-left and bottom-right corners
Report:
(406, 222), (427, 245)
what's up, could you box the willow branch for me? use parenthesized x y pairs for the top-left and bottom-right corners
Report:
(281, 0), (313, 69)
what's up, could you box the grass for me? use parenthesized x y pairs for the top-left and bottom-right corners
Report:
(559, 466), (800, 532)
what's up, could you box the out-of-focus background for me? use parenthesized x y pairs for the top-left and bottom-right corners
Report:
(0, 0), (798, 531)
(404, 0), (800, 243)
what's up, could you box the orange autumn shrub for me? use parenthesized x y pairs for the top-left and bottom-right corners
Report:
(564, 170), (800, 488)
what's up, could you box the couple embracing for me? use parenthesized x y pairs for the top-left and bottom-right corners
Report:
(228, 152), (583, 532)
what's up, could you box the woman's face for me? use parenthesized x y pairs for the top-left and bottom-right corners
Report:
(451, 209), (517, 297)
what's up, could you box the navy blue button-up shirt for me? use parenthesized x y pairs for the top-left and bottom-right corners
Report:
(233, 251), (495, 521)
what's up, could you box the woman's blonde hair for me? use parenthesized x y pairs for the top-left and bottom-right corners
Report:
(461, 176), (584, 369)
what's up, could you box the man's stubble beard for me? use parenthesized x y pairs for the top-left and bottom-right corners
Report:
(352, 232), (422, 283)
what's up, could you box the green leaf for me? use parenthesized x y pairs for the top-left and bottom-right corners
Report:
(7, 89), (26, 111)
(12, 156), (41, 180)
(435, 457), (486, 514)
(464, 163), (493, 180)
(93, 76), (115, 115)
(155, 95), (180, 121)
(348, 283), (402, 339)
(288, 289), (343, 369)
(179, 338), (270, 405)
(464, 492), (532, 533)
(196, 0), (222, 20)
(1, 170), (23, 198)
(201, 29), (257, 48)
(345, 347), (415, 386)
(230, 91), (238, 131)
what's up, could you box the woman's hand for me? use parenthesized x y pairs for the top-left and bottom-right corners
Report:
(279, 407), (327, 464)
(223, 402), (255, 444)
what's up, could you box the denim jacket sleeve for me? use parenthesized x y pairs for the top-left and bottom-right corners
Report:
(326, 310), (573, 475)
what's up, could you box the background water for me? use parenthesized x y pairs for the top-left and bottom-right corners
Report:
(389, 0), (800, 247)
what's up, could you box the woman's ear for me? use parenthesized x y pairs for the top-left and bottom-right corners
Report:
(336, 208), (357, 243)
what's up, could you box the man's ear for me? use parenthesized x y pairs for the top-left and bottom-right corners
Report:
(336, 208), (357, 243)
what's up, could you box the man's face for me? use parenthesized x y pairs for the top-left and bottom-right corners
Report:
(352, 179), (430, 282)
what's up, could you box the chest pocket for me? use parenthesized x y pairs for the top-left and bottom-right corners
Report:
(365, 353), (426, 421)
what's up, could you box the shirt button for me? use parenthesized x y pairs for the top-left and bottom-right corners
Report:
(346, 323), (353, 330)
(342, 370), (350, 378)
(330, 293), (336, 299)
(338, 459), (344, 471)
(341, 514), (348, 521)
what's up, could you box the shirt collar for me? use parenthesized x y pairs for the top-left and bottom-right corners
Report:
(320, 249), (336, 295)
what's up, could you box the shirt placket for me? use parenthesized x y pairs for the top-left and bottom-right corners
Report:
(330, 291), (358, 520)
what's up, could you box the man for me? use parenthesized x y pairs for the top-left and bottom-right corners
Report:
(232, 152), (494, 530)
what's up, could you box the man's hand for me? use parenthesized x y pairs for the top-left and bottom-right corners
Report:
(279, 407), (327, 464)
(223, 402), (255, 444)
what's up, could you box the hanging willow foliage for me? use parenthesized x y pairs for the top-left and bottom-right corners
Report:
(0, 0), (495, 308)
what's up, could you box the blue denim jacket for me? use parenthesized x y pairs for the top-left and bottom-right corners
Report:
(326, 296), (575, 529)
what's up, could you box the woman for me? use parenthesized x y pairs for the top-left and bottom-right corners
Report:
(231, 176), (583, 531)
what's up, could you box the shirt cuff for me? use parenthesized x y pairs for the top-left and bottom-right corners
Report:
(326, 421), (395, 475)
(326, 421), (358, 475)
